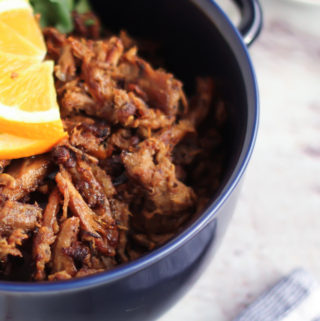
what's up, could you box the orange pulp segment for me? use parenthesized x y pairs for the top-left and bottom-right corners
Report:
(0, 0), (68, 159)
(0, 133), (66, 159)
(0, 20), (44, 59)
(0, 59), (66, 139)
(0, 7), (46, 53)
(0, 51), (39, 74)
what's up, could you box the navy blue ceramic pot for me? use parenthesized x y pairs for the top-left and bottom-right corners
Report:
(0, 1), (261, 320)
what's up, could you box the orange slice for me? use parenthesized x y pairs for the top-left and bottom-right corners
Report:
(0, 20), (44, 59)
(0, 58), (66, 139)
(0, 52), (39, 74)
(0, 133), (65, 159)
(0, 1), (46, 53)
(0, 0), (67, 159)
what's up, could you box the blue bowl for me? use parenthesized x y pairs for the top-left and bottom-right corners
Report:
(0, 1), (260, 320)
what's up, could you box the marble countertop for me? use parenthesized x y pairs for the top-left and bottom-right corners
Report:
(160, 0), (320, 320)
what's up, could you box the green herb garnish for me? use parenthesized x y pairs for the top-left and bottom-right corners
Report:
(84, 18), (95, 26)
(74, 0), (91, 14)
(30, 0), (91, 33)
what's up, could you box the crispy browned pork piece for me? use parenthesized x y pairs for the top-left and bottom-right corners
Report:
(63, 116), (111, 159)
(122, 138), (196, 217)
(0, 155), (51, 201)
(33, 188), (60, 280)
(0, 229), (28, 261)
(45, 28), (184, 130)
(49, 216), (80, 280)
(0, 13), (226, 281)
(0, 200), (42, 235)
(55, 166), (118, 256)
(0, 200), (42, 261)
(0, 160), (10, 173)
(114, 47), (186, 116)
(43, 27), (67, 60)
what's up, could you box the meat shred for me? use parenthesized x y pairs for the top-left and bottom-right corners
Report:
(0, 13), (227, 281)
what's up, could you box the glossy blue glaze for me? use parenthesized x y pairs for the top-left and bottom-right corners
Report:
(0, 1), (259, 320)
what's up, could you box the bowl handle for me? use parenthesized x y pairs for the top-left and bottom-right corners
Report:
(232, 0), (263, 46)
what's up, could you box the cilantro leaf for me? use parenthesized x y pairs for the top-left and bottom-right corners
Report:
(30, 0), (91, 33)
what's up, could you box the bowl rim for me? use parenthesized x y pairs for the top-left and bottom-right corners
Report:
(0, 0), (259, 293)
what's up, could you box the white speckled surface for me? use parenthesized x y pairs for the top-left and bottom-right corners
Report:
(159, 0), (320, 320)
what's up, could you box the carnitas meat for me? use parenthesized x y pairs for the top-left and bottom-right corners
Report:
(0, 13), (227, 281)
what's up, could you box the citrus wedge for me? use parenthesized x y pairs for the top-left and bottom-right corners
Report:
(0, 0), (68, 159)
(0, 0), (46, 53)
(0, 59), (65, 139)
(0, 51), (39, 74)
(0, 133), (65, 159)
(0, 20), (44, 59)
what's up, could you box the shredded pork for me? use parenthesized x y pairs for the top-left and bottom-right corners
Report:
(0, 12), (227, 281)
